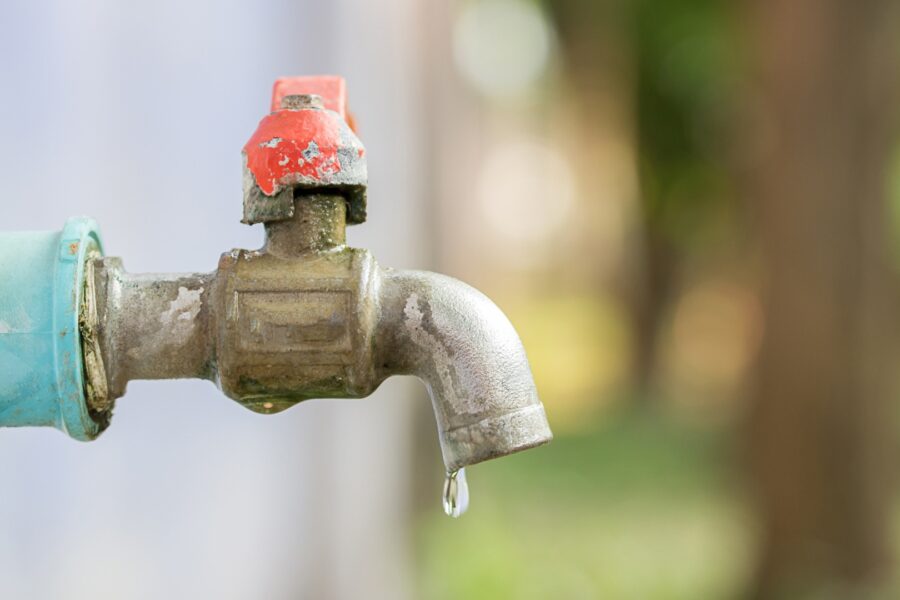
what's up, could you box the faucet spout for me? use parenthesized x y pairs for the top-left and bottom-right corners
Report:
(375, 269), (552, 472)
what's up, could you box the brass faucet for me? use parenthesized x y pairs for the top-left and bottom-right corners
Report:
(82, 76), (552, 474)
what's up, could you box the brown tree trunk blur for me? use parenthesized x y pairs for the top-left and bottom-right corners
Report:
(547, 0), (671, 406)
(629, 227), (677, 405)
(746, 0), (900, 597)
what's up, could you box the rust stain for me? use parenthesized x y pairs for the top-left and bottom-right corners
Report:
(68, 242), (79, 255)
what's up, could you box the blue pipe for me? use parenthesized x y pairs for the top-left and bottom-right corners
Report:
(0, 217), (104, 440)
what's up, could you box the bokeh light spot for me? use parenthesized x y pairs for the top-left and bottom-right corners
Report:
(453, 0), (554, 98)
(477, 139), (575, 265)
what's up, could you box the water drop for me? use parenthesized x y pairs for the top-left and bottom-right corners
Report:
(442, 468), (470, 518)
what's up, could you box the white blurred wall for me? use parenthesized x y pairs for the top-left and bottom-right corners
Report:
(0, 0), (431, 598)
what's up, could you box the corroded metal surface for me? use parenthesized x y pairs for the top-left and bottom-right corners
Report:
(264, 193), (348, 256)
(89, 193), (552, 470)
(89, 259), (215, 402)
(374, 269), (550, 471)
(214, 196), (378, 413)
(79, 250), (110, 419)
(84, 76), (551, 471)
(242, 92), (366, 225)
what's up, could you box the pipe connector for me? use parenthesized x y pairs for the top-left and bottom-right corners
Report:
(0, 218), (106, 439)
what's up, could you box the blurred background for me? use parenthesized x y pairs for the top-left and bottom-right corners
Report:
(1, 0), (899, 598)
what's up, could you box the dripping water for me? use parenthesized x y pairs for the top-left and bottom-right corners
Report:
(442, 468), (469, 518)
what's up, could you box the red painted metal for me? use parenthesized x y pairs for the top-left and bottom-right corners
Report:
(242, 76), (366, 217)
(245, 107), (347, 196)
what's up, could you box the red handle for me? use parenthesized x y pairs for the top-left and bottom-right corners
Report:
(271, 76), (349, 122)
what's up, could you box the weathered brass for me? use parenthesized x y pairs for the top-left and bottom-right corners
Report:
(86, 191), (552, 472)
(215, 195), (378, 413)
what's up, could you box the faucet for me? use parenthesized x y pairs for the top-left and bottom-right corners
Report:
(0, 76), (552, 477)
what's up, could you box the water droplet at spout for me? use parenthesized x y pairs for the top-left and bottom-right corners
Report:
(442, 468), (470, 518)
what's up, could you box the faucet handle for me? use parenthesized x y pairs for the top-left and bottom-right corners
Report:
(241, 76), (367, 226)
(271, 76), (347, 121)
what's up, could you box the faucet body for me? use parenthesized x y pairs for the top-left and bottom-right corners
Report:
(0, 76), (552, 473)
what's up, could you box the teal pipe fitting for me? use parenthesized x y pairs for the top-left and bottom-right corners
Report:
(0, 217), (104, 440)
